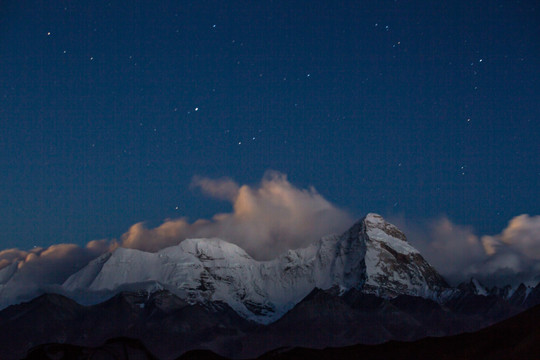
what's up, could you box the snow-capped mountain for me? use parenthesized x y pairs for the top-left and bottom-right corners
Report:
(63, 213), (449, 323)
(3, 214), (540, 360)
(454, 278), (540, 307)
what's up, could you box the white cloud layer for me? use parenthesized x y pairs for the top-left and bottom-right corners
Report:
(122, 171), (354, 259)
(497, 215), (540, 259)
(394, 214), (540, 286)
(0, 240), (113, 306)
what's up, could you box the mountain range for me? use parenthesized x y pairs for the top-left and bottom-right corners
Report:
(59, 213), (449, 324)
(2, 213), (540, 359)
(24, 301), (540, 360)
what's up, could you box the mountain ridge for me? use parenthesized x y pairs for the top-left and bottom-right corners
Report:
(16, 289), (540, 360)
(60, 213), (449, 323)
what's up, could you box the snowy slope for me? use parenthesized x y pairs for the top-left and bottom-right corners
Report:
(63, 213), (449, 323)
(0, 261), (18, 285)
(362, 214), (448, 298)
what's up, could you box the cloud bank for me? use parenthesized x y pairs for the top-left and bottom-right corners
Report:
(122, 171), (354, 259)
(395, 214), (540, 286)
(0, 172), (353, 306)
(0, 240), (112, 306)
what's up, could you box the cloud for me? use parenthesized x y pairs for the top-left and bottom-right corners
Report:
(391, 216), (486, 281)
(480, 235), (499, 256)
(122, 171), (354, 259)
(0, 240), (114, 307)
(191, 176), (240, 201)
(498, 215), (540, 259)
(12, 243), (108, 283)
(0, 248), (40, 271)
(394, 214), (540, 286)
(121, 220), (193, 253)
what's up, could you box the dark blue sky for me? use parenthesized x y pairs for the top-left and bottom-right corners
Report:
(1, 0), (538, 250)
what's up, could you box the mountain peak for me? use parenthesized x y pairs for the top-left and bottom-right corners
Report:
(359, 213), (449, 298)
(363, 213), (408, 242)
(458, 277), (488, 296)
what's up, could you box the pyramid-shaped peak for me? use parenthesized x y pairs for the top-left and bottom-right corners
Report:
(363, 213), (408, 242)
(458, 277), (488, 296)
(364, 213), (386, 223)
(351, 213), (449, 297)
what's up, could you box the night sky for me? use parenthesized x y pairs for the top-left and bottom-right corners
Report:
(1, 0), (538, 252)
